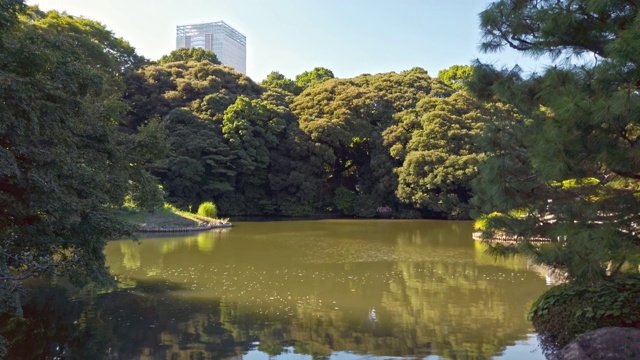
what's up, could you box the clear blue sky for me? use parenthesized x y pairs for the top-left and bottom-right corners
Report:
(27, 0), (549, 81)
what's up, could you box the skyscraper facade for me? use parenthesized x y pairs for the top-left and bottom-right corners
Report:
(176, 21), (246, 74)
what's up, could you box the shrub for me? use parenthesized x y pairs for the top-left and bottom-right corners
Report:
(354, 195), (377, 218)
(279, 202), (314, 217)
(197, 201), (218, 218)
(333, 187), (356, 215)
(529, 274), (640, 355)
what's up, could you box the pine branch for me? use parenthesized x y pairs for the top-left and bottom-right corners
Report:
(609, 168), (640, 180)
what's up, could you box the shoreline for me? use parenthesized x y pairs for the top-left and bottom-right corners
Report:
(135, 221), (232, 233)
(472, 231), (551, 244)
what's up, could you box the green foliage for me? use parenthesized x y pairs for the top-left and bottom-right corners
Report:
(221, 95), (287, 215)
(478, 0), (632, 59)
(0, 2), (136, 316)
(353, 195), (379, 218)
(353, 71), (442, 214)
(473, 212), (506, 231)
(110, 11), (500, 220)
(402, 67), (429, 76)
(0, 335), (6, 359)
(29, 8), (145, 72)
(437, 65), (473, 91)
(334, 187), (356, 215)
(295, 66), (335, 91)
(0, 0), (24, 30)
(124, 62), (262, 212)
(261, 71), (301, 95)
(291, 78), (380, 200)
(126, 171), (165, 214)
(529, 275), (640, 354)
(126, 118), (170, 213)
(353, 70), (436, 113)
(159, 109), (234, 209)
(471, 0), (640, 283)
(123, 59), (262, 130)
(131, 118), (171, 164)
(158, 47), (221, 65)
(386, 91), (487, 219)
(197, 201), (218, 218)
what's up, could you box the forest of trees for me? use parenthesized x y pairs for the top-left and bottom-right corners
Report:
(121, 56), (492, 220)
(0, 0), (496, 318)
(3, 0), (640, 354)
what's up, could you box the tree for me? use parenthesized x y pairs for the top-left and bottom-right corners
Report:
(126, 118), (171, 213)
(261, 71), (301, 95)
(157, 109), (235, 209)
(260, 89), (324, 216)
(0, 0), (23, 29)
(392, 92), (487, 219)
(158, 47), (221, 65)
(294, 67), (335, 91)
(0, 2), (135, 317)
(402, 67), (429, 76)
(28, 8), (146, 76)
(353, 70), (443, 217)
(471, 0), (640, 283)
(123, 48), (275, 215)
(291, 79), (380, 211)
(437, 65), (473, 91)
(218, 96), (287, 215)
(123, 60), (262, 129)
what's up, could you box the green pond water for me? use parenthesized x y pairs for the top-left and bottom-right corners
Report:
(11, 220), (551, 359)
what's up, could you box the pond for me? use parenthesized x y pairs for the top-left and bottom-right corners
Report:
(9, 220), (551, 359)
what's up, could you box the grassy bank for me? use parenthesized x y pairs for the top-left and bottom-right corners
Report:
(115, 204), (229, 231)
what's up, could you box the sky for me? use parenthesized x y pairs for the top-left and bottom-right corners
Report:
(26, 0), (551, 82)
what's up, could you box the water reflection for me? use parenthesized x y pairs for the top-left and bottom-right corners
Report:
(3, 220), (550, 359)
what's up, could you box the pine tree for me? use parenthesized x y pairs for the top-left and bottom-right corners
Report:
(471, 0), (640, 284)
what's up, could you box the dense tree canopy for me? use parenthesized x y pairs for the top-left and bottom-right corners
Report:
(355, 70), (457, 217)
(218, 95), (288, 214)
(158, 47), (221, 65)
(294, 66), (335, 91)
(7, 0), (640, 355)
(0, 3), (139, 317)
(471, 0), (640, 283)
(292, 79), (378, 188)
(1, 3), (514, 334)
(122, 59), (489, 219)
(391, 92), (487, 219)
(7, 5), (603, 358)
(122, 59), (262, 130)
(0, 4), (500, 226)
(437, 65), (474, 91)
(261, 71), (302, 95)
(126, 118), (171, 213)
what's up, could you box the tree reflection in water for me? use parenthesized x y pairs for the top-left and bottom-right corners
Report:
(2, 220), (549, 359)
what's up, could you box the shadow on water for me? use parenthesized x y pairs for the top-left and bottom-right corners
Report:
(2, 279), (400, 359)
(1, 278), (241, 360)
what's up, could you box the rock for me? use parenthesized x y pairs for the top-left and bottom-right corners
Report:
(558, 327), (640, 360)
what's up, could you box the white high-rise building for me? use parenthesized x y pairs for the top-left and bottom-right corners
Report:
(176, 21), (246, 74)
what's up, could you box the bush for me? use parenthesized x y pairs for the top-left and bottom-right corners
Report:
(333, 187), (356, 215)
(354, 195), (378, 218)
(529, 274), (640, 355)
(279, 202), (314, 217)
(197, 201), (218, 218)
